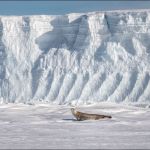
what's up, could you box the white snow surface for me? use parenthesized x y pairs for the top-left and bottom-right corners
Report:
(0, 10), (150, 104)
(0, 103), (150, 149)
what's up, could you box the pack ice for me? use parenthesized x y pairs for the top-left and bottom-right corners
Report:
(0, 10), (150, 104)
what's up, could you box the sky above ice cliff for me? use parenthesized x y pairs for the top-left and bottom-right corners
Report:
(0, 1), (150, 15)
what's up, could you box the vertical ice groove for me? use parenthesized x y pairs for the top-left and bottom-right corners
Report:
(22, 16), (30, 33)
(63, 73), (77, 103)
(65, 73), (89, 103)
(83, 72), (106, 102)
(31, 64), (43, 98)
(138, 72), (150, 102)
(141, 82), (150, 102)
(33, 70), (53, 100)
(65, 73), (82, 103)
(94, 72), (122, 102)
(46, 73), (65, 102)
(125, 72), (149, 102)
(55, 72), (76, 104)
(104, 14), (111, 34)
(78, 72), (104, 101)
(108, 71), (138, 103)
(76, 72), (90, 104)
(44, 71), (54, 99)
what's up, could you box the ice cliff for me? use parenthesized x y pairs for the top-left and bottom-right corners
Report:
(0, 10), (150, 104)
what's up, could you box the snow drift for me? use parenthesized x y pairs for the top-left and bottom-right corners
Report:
(0, 10), (150, 104)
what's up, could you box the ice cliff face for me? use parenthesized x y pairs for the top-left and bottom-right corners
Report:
(0, 10), (150, 104)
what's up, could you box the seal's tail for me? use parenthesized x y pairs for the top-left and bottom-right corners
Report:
(105, 115), (112, 119)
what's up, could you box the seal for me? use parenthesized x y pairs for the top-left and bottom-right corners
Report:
(71, 108), (112, 121)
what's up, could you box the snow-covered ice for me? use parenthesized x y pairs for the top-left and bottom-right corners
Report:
(0, 103), (150, 149)
(0, 9), (150, 149)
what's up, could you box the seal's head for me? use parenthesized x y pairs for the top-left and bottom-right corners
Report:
(71, 108), (77, 115)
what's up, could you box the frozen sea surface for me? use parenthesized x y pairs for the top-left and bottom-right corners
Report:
(0, 103), (150, 149)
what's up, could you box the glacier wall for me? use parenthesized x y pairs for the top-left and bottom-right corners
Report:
(0, 10), (150, 104)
